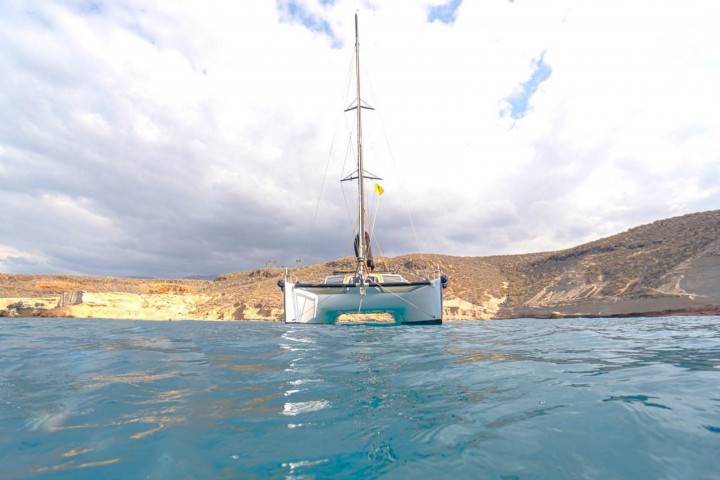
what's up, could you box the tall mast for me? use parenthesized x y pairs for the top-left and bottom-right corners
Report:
(354, 13), (367, 277)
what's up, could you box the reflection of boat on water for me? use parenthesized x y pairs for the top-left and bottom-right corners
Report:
(280, 14), (447, 325)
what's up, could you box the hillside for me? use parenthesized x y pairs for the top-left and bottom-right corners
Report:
(2, 210), (719, 320)
(489, 209), (720, 318)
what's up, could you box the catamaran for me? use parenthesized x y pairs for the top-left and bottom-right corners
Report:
(279, 14), (447, 325)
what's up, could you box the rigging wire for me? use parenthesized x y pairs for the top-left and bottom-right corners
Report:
(341, 103), (359, 242)
(368, 193), (381, 241)
(361, 63), (424, 254)
(341, 51), (364, 248)
(374, 283), (437, 319)
(340, 128), (358, 241)
(368, 194), (391, 273)
(311, 116), (340, 226)
(303, 51), (357, 262)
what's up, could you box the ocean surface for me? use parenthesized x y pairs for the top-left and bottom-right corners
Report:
(1, 317), (719, 479)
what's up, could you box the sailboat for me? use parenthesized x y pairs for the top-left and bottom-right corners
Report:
(279, 14), (447, 325)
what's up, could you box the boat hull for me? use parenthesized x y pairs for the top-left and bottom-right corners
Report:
(282, 278), (443, 325)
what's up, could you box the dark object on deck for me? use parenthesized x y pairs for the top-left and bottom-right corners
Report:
(441, 275), (449, 289)
(354, 232), (375, 271)
(277, 279), (285, 290)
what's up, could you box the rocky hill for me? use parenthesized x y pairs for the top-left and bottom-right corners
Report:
(2, 210), (719, 320)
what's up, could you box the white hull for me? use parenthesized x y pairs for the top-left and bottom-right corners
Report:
(282, 278), (444, 325)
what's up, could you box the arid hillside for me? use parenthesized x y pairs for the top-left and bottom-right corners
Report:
(489, 209), (720, 318)
(2, 210), (719, 320)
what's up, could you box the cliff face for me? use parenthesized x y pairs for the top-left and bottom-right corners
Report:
(2, 210), (719, 321)
(489, 210), (720, 318)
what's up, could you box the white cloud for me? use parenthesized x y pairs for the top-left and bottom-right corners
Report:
(0, 244), (46, 272)
(0, 0), (718, 276)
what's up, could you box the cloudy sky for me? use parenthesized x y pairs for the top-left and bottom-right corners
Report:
(1, 0), (718, 277)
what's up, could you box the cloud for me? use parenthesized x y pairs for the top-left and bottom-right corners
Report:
(0, 0), (718, 277)
(0, 244), (47, 273)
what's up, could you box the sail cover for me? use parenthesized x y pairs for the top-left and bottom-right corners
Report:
(353, 232), (375, 271)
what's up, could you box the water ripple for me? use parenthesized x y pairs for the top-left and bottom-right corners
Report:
(0, 316), (719, 478)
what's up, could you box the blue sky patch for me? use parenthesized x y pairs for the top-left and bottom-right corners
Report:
(428, 0), (462, 24)
(277, 0), (339, 47)
(75, 1), (104, 15)
(502, 52), (552, 119)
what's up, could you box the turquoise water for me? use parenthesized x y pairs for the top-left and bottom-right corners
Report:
(1, 317), (719, 479)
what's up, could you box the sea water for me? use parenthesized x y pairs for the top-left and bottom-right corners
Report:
(1, 316), (719, 479)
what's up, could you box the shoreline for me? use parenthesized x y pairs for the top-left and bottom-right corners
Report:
(2, 292), (718, 323)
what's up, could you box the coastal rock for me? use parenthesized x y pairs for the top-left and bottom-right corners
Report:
(58, 290), (84, 307)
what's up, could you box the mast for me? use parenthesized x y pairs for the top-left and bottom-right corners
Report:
(354, 13), (367, 278)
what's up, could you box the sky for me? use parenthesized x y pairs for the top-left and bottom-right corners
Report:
(1, 0), (719, 277)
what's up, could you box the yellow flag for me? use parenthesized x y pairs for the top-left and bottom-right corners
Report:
(374, 183), (384, 196)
